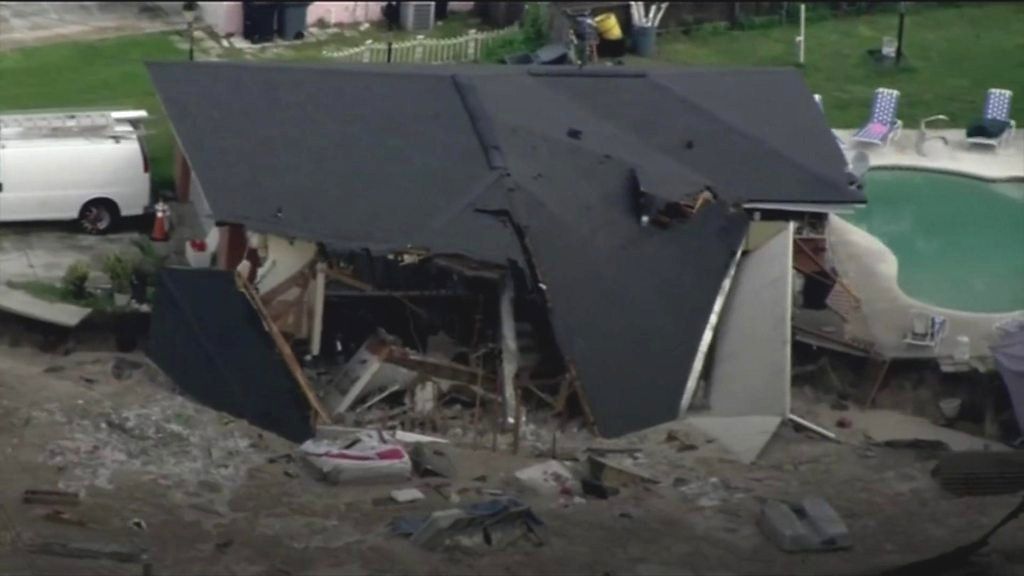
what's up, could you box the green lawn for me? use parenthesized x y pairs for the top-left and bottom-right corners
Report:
(0, 32), (186, 191)
(655, 2), (1024, 128)
(1, 2), (1020, 196)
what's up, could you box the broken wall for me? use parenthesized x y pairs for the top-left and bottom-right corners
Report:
(148, 267), (314, 443)
(688, 223), (793, 463)
(255, 235), (318, 294)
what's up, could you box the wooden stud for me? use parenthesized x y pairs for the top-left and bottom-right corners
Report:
(236, 271), (331, 423)
(865, 357), (892, 409)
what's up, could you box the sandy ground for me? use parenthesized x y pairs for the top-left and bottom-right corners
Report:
(1, 342), (1022, 576)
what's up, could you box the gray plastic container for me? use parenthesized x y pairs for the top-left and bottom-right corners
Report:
(277, 2), (311, 41)
(631, 25), (656, 57)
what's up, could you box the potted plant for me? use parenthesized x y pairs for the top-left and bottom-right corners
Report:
(129, 238), (168, 304)
(130, 257), (153, 304)
(104, 253), (133, 307)
(62, 261), (91, 302)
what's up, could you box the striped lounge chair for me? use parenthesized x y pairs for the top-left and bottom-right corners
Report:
(966, 88), (1016, 148)
(852, 88), (903, 147)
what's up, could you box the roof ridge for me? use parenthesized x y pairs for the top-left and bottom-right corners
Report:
(646, 73), (850, 198)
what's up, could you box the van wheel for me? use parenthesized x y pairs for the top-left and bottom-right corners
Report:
(79, 200), (119, 234)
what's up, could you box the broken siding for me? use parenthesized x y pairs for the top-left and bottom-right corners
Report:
(190, 171), (216, 237)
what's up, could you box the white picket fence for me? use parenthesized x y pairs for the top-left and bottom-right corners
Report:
(322, 26), (519, 64)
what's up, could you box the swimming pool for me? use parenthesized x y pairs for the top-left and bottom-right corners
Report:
(845, 170), (1024, 314)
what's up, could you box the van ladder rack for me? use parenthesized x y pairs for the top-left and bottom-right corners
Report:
(0, 110), (149, 138)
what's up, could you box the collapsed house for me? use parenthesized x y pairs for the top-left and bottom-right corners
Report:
(146, 62), (864, 450)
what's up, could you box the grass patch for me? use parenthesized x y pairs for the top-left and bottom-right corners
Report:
(6, 280), (114, 311)
(2, 2), (1017, 196)
(0, 32), (186, 192)
(655, 2), (1024, 127)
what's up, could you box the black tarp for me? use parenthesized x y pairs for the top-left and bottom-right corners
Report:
(148, 267), (313, 442)
(147, 62), (856, 437)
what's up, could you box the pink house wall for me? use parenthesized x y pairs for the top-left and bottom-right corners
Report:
(200, 2), (475, 37)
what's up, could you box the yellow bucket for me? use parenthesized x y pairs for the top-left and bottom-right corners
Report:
(594, 13), (623, 41)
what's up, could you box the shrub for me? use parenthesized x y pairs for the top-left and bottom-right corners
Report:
(103, 253), (134, 294)
(481, 2), (549, 63)
(62, 262), (91, 301)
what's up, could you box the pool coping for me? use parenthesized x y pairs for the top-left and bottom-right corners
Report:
(828, 215), (1024, 362)
(865, 164), (1024, 184)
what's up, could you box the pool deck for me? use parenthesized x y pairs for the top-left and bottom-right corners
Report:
(824, 129), (1024, 367)
(834, 128), (1024, 181)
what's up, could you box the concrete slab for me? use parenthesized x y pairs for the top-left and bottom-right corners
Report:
(708, 223), (793, 417)
(687, 224), (792, 464)
(0, 2), (186, 51)
(0, 285), (91, 327)
(686, 415), (783, 465)
(0, 224), (147, 285)
(849, 409), (1009, 452)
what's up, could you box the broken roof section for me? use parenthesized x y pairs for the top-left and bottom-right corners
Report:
(148, 62), (856, 438)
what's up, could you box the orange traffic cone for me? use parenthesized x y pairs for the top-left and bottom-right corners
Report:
(150, 201), (170, 242)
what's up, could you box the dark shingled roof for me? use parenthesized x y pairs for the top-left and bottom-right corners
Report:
(148, 61), (853, 437)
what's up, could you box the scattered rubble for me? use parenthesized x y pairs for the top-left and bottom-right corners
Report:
(391, 488), (427, 504)
(300, 431), (411, 485)
(587, 456), (660, 489)
(393, 498), (545, 551)
(514, 461), (575, 496)
(22, 489), (80, 507)
(410, 442), (458, 479)
(25, 540), (146, 564)
(758, 497), (851, 552)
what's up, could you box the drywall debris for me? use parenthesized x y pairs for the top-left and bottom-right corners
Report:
(758, 497), (851, 552)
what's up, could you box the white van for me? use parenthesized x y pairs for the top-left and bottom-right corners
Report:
(0, 110), (152, 234)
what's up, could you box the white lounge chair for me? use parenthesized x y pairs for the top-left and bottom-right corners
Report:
(904, 309), (947, 348)
(852, 88), (903, 147)
(966, 88), (1016, 148)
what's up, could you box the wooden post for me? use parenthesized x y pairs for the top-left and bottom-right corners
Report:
(310, 262), (326, 357)
(511, 376), (523, 455)
(174, 145), (192, 203)
(895, 3), (906, 66)
(217, 224), (248, 271)
(865, 357), (892, 408)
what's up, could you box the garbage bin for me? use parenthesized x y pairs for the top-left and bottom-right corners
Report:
(435, 1), (450, 21)
(277, 2), (311, 41)
(483, 2), (526, 28)
(631, 25), (656, 57)
(243, 1), (278, 44)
